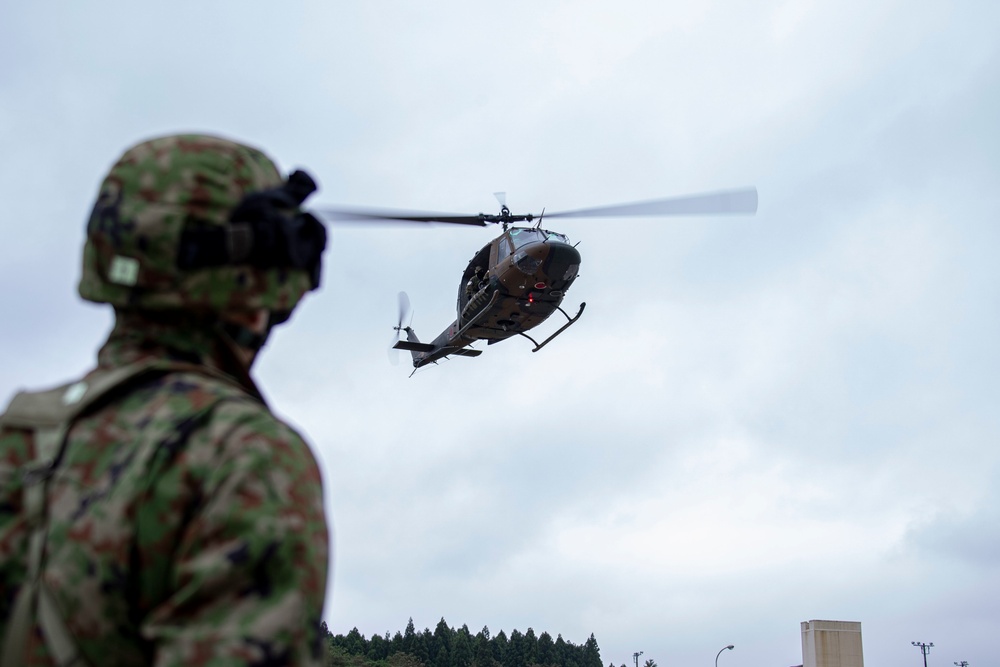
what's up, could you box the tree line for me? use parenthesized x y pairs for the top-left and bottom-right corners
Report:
(321, 618), (605, 667)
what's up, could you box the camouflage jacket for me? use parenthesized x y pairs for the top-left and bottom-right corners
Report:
(0, 315), (329, 666)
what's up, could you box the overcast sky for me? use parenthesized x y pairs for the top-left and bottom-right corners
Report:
(2, 1), (998, 666)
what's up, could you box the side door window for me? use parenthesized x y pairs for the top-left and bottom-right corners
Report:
(495, 234), (513, 263)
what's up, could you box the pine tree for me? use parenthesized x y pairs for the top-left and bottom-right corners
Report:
(369, 633), (388, 661)
(432, 618), (453, 667)
(492, 630), (509, 665)
(345, 627), (366, 656)
(416, 628), (433, 665)
(554, 634), (568, 666)
(506, 629), (525, 667)
(537, 632), (556, 666)
(403, 618), (418, 654)
(523, 628), (538, 666)
(582, 634), (602, 667)
(392, 630), (405, 654)
(453, 624), (474, 667)
(474, 626), (495, 667)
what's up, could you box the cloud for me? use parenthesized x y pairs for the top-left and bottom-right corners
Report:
(905, 482), (1000, 570)
(2, 2), (1000, 666)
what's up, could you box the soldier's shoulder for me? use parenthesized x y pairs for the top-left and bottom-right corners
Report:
(110, 367), (265, 424)
(154, 368), (259, 403)
(154, 371), (311, 443)
(203, 397), (314, 458)
(164, 374), (317, 463)
(182, 393), (325, 511)
(0, 377), (90, 429)
(128, 370), (322, 489)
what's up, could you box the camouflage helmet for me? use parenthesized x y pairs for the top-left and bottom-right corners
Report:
(79, 134), (326, 319)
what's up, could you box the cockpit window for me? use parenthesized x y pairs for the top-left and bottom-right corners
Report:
(507, 228), (570, 249)
(508, 228), (543, 249)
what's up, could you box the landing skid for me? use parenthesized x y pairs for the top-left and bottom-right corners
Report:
(518, 302), (586, 352)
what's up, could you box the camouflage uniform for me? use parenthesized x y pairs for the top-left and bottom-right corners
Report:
(0, 135), (330, 666)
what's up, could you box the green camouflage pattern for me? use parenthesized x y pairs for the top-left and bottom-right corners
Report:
(78, 134), (314, 314)
(0, 315), (329, 666)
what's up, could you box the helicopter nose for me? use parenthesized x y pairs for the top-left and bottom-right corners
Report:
(543, 242), (581, 285)
(513, 246), (545, 275)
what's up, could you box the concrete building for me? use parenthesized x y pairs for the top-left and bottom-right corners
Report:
(801, 620), (864, 667)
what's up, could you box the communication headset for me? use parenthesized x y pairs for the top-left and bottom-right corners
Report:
(177, 169), (328, 292)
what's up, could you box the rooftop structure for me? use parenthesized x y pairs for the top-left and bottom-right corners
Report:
(801, 620), (864, 667)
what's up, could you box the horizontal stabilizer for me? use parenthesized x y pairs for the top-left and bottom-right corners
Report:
(450, 348), (482, 358)
(394, 341), (436, 353)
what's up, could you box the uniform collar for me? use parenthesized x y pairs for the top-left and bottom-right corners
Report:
(97, 310), (266, 403)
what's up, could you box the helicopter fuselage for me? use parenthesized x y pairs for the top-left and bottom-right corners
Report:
(396, 226), (585, 368)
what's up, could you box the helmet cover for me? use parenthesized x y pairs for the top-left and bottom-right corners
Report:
(79, 134), (320, 316)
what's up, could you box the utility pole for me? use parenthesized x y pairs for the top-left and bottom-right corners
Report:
(954, 662), (968, 667)
(633, 651), (643, 667)
(912, 641), (934, 667)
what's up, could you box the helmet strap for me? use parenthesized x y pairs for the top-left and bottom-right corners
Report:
(218, 319), (271, 353)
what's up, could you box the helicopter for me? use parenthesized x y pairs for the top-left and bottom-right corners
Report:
(320, 187), (757, 373)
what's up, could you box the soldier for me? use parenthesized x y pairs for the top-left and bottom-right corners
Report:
(464, 265), (486, 301)
(0, 134), (331, 666)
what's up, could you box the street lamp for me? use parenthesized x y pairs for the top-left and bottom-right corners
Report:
(633, 651), (643, 667)
(715, 645), (735, 667)
(912, 642), (934, 667)
(954, 662), (968, 667)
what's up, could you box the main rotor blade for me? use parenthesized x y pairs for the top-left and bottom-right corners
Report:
(544, 187), (758, 219)
(317, 205), (490, 227)
(318, 186), (756, 227)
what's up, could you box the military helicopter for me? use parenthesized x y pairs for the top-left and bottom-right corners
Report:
(320, 187), (757, 373)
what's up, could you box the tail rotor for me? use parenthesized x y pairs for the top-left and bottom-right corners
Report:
(388, 291), (413, 365)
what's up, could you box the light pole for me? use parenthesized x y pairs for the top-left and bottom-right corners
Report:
(633, 651), (643, 667)
(715, 645), (735, 667)
(954, 662), (968, 667)
(912, 642), (934, 667)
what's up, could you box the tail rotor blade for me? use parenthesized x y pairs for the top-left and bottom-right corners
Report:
(389, 291), (413, 366)
(398, 291), (411, 329)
